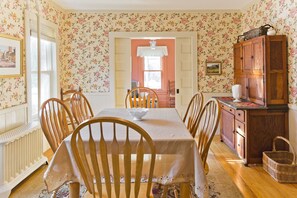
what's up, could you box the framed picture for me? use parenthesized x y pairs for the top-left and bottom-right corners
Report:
(205, 61), (221, 75)
(0, 34), (22, 78)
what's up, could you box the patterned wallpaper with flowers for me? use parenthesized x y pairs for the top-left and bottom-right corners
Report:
(0, 0), (63, 109)
(0, 0), (26, 109)
(242, 0), (297, 104)
(1, 0), (296, 110)
(60, 12), (242, 93)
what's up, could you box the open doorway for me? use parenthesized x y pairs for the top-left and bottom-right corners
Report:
(131, 39), (175, 108)
(109, 32), (197, 117)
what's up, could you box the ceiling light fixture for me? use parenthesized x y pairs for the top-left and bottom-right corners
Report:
(149, 40), (156, 50)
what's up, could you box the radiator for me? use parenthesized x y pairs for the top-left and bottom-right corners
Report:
(0, 122), (48, 198)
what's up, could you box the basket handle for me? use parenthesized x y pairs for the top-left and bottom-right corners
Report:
(273, 136), (296, 165)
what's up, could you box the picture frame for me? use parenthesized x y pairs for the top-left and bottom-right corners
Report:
(0, 34), (23, 78)
(205, 61), (222, 75)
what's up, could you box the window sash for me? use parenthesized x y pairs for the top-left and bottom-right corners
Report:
(29, 36), (57, 119)
(143, 56), (163, 89)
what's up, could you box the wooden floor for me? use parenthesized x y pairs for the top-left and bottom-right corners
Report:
(10, 136), (297, 197)
(211, 136), (297, 198)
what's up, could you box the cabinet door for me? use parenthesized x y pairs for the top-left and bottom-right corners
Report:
(252, 37), (264, 74)
(242, 41), (253, 73)
(266, 36), (288, 105)
(234, 43), (242, 74)
(235, 132), (245, 159)
(221, 109), (235, 149)
(247, 75), (264, 105)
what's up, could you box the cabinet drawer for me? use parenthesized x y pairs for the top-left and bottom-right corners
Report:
(221, 104), (235, 114)
(236, 132), (245, 159)
(235, 120), (245, 136)
(235, 110), (245, 122)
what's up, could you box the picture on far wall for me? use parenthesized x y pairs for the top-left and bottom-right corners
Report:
(0, 34), (22, 78)
(205, 61), (221, 75)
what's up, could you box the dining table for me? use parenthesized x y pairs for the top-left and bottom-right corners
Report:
(44, 108), (209, 197)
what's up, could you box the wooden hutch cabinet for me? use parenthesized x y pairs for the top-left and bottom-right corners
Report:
(219, 35), (288, 165)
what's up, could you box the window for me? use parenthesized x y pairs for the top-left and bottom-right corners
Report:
(26, 16), (58, 121)
(29, 36), (57, 119)
(143, 56), (162, 89)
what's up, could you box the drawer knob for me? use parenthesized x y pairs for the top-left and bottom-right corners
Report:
(238, 143), (240, 147)
(238, 113), (241, 116)
(229, 109), (232, 112)
(238, 126), (241, 128)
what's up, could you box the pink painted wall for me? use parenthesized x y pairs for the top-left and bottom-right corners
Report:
(131, 39), (175, 107)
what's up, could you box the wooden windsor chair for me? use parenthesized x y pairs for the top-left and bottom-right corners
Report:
(194, 98), (221, 174)
(183, 92), (204, 137)
(70, 117), (156, 198)
(70, 91), (94, 124)
(40, 98), (77, 197)
(125, 87), (159, 108)
(168, 80), (175, 108)
(39, 98), (75, 152)
(60, 87), (82, 127)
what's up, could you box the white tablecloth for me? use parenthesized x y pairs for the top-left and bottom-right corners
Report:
(44, 108), (208, 197)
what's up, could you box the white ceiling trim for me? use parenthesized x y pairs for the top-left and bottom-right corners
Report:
(63, 9), (242, 13)
(52, 0), (254, 11)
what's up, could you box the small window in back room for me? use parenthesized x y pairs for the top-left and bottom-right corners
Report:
(143, 56), (162, 89)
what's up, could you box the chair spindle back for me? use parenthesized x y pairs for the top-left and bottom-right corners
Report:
(71, 117), (156, 198)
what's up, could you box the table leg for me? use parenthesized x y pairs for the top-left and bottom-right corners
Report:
(69, 182), (80, 198)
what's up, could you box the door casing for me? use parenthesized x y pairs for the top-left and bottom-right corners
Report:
(109, 32), (197, 116)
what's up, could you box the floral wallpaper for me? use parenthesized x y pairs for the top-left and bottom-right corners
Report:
(0, 0), (63, 109)
(242, 0), (297, 104)
(0, 0), (26, 109)
(1, 0), (296, 110)
(60, 12), (242, 93)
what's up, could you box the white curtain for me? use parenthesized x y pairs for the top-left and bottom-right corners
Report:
(137, 46), (168, 57)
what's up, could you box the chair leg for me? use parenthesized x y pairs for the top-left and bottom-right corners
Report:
(69, 182), (80, 198)
(204, 162), (209, 175)
(173, 186), (179, 198)
(50, 191), (56, 198)
(161, 185), (168, 198)
(180, 183), (190, 198)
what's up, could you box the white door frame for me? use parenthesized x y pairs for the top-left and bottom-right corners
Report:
(109, 32), (197, 107)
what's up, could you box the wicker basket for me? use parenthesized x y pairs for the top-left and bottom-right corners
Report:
(263, 136), (297, 183)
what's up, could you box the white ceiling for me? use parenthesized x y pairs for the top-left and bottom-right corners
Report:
(52, 0), (254, 11)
